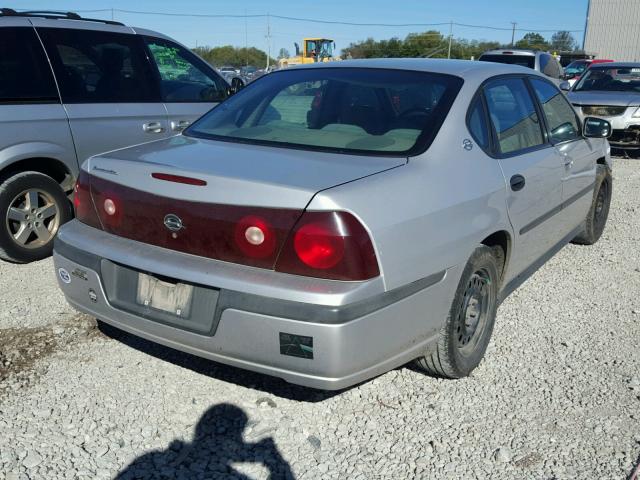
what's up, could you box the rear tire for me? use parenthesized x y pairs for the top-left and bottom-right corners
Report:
(571, 164), (612, 246)
(415, 246), (499, 378)
(0, 171), (72, 263)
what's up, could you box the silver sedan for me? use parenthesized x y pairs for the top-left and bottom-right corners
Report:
(54, 59), (612, 390)
(568, 62), (640, 151)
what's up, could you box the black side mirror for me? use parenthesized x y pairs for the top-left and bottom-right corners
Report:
(583, 117), (612, 138)
(559, 81), (571, 92)
(230, 77), (245, 95)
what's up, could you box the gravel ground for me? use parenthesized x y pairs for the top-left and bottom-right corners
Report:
(0, 158), (639, 480)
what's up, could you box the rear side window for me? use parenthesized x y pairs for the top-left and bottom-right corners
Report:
(467, 97), (489, 150)
(145, 38), (228, 103)
(0, 27), (58, 103)
(541, 54), (561, 78)
(530, 78), (580, 143)
(38, 28), (159, 103)
(484, 78), (545, 155)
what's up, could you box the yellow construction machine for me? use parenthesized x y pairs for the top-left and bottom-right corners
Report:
(278, 38), (339, 68)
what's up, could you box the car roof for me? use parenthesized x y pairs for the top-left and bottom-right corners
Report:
(480, 49), (540, 57)
(287, 57), (544, 80)
(589, 62), (640, 69)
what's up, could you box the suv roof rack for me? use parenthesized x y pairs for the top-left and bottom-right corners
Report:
(0, 8), (125, 26)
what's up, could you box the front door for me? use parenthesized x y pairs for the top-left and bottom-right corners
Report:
(144, 37), (229, 134)
(36, 25), (170, 164)
(484, 77), (565, 282)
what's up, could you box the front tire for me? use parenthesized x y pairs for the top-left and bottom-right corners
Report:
(415, 246), (499, 378)
(0, 171), (72, 263)
(571, 164), (612, 246)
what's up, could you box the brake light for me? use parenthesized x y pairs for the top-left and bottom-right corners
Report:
(275, 211), (379, 281)
(73, 170), (101, 229)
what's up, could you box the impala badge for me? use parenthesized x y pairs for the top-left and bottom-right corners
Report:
(164, 214), (185, 232)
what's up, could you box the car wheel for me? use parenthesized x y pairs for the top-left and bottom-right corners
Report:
(571, 164), (612, 246)
(0, 171), (72, 263)
(415, 245), (499, 378)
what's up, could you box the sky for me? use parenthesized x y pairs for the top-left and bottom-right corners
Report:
(17, 0), (590, 55)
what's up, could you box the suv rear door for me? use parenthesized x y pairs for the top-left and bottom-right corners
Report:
(481, 76), (565, 282)
(143, 36), (229, 134)
(35, 22), (170, 163)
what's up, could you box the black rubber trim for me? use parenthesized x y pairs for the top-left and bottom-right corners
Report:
(499, 223), (582, 304)
(519, 181), (595, 235)
(54, 235), (446, 327)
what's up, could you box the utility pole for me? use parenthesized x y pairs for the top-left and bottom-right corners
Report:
(111, 8), (114, 21)
(266, 13), (271, 70)
(245, 10), (248, 66)
(511, 22), (517, 46)
(447, 21), (453, 59)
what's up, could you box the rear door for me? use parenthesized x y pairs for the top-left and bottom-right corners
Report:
(529, 77), (597, 232)
(143, 37), (229, 134)
(36, 25), (170, 164)
(483, 76), (565, 281)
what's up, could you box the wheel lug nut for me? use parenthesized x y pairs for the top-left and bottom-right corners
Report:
(37, 213), (42, 219)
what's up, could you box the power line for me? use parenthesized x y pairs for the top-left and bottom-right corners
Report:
(16, 8), (585, 33)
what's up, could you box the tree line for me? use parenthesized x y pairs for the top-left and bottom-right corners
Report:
(192, 45), (276, 68)
(341, 30), (579, 60)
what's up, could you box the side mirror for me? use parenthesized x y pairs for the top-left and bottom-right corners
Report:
(583, 117), (612, 138)
(230, 77), (245, 94)
(559, 81), (571, 92)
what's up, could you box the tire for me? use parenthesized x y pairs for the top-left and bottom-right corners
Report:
(571, 164), (612, 246)
(415, 245), (499, 379)
(0, 171), (72, 263)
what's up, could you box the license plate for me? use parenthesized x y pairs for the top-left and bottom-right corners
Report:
(136, 273), (193, 317)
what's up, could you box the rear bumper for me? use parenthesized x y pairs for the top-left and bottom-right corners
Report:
(53, 221), (458, 390)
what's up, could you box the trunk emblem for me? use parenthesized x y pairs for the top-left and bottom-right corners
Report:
(164, 214), (185, 232)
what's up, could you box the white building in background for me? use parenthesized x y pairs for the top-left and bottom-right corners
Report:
(583, 0), (640, 61)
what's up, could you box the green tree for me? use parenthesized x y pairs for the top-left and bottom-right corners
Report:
(550, 31), (577, 52)
(515, 32), (550, 51)
(277, 48), (290, 60)
(192, 45), (275, 68)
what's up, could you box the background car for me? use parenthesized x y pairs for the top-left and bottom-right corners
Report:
(0, 9), (235, 263)
(564, 58), (614, 86)
(54, 59), (612, 390)
(568, 62), (640, 152)
(479, 49), (564, 83)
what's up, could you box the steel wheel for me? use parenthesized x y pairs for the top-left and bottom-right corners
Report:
(5, 188), (60, 249)
(455, 268), (492, 356)
(594, 178), (609, 227)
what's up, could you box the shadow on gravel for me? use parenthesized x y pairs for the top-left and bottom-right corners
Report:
(97, 321), (342, 402)
(117, 403), (294, 480)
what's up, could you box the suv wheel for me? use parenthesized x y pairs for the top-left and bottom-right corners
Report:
(571, 164), (612, 245)
(0, 171), (72, 263)
(415, 245), (499, 378)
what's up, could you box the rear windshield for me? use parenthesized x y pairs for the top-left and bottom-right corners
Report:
(574, 66), (640, 92)
(185, 67), (463, 155)
(479, 54), (535, 69)
(565, 60), (589, 75)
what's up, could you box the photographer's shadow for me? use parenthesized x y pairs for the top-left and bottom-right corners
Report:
(117, 403), (294, 480)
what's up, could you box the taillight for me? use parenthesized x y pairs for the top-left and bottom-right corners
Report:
(275, 211), (379, 281)
(234, 215), (277, 259)
(73, 170), (101, 229)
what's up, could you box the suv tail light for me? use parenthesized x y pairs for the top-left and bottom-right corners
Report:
(275, 211), (380, 281)
(73, 170), (101, 229)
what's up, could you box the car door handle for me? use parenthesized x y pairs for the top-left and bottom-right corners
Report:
(171, 120), (191, 132)
(510, 174), (526, 191)
(142, 122), (165, 133)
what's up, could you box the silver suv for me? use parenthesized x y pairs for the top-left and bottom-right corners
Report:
(0, 9), (233, 263)
(479, 49), (564, 82)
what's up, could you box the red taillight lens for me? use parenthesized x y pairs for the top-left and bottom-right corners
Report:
(276, 211), (379, 281)
(234, 215), (277, 259)
(73, 170), (101, 229)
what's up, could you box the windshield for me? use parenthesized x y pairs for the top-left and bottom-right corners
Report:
(185, 68), (463, 155)
(574, 66), (640, 92)
(479, 54), (535, 69)
(565, 61), (589, 76)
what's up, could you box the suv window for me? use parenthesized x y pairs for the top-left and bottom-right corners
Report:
(38, 28), (159, 103)
(540, 54), (561, 78)
(484, 78), (545, 155)
(467, 97), (489, 150)
(145, 38), (228, 103)
(0, 27), (58, 103)
(530, 78), (580, 143)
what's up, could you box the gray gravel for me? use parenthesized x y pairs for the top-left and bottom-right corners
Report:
(1, 158), (639, 480)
